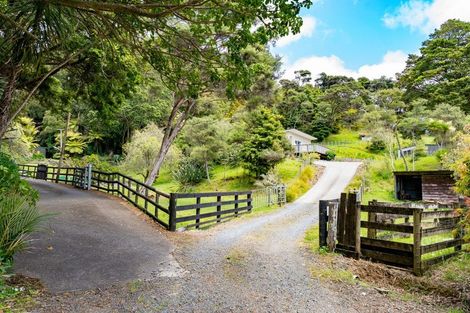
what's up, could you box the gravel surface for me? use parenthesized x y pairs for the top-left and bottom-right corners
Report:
(28, 161), (444, 312)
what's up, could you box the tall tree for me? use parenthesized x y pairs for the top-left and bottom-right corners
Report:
(179, 116), (230, 180)
(1, 0), (313, 140)
(399, 19), (470, 113)
(240, 107), (289, 177)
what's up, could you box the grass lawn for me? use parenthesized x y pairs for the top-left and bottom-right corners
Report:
(145, 158), (314, 229)
(152, 158), (304, 194)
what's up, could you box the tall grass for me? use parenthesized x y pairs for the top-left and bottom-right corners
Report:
(0, 194), (46, 259)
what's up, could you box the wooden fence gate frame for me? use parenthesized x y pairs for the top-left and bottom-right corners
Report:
(319, 193), (466, 275)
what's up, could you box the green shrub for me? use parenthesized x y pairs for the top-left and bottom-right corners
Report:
(31, 153), (45, 160)
(72, 154), (117, 172)
(324, 151), (336, 160)
(434, 148), (448, 161)
(0, 153), (38, 204)
(0, 152), (20, 191)
(172, 158), (206, 186)
(367, 138), (386, 152)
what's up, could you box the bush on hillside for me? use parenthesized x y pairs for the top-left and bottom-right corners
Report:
(324, 151), (336, 161)
(72, 154), (117, 172)
(172, 158), (206, 187)
(0, 153), (38, 204)
(367, 138), (386, 153)
(286, 166), (316, 202)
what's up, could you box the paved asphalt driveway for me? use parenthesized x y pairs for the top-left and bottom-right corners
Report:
(14, 180), (177, 293)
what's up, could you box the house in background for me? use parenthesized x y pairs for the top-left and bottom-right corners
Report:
(285, 129), (316, 154)
(284, 129), (333, 159)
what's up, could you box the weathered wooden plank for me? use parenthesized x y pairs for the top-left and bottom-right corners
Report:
(335, 246), (358, 258)
(367, 212), (377, 239)
(361, 248), (413, 267)
(421, 239), (463, 254)
(327, 201), (338, 252)
(175, 198), (250, 211)
(413, 209), (422, 276)
(337, 193), (347, 245)
(422, 224), (457, 237)
(361, 205), (414, 215)
(319, 200), (328, 248)
(361, 221), (414, 233)
(346, 193), (357, 247)
(422, 252), (459, 268)
(361, 237), (413, 253)
(422, 210), (457, 219)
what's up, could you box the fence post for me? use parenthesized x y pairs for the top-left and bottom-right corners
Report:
(413, 208), (422, 276)
(337, 193), (347, 246)
(234, 194), (239, 217)
(247, 192), (252, 213)
(216, 195), (222, 222)
(355, 198), (361, 259)
(195, 196), (201, 229)
(319, 200), (328, 248)
(456, 212), (464, 252)
(367, 200), (378, 239)
(267, 188), (271, 206)
(327, 201), (338, 252)
(86, 163), (92, 190)
(169, 193), (177, 231)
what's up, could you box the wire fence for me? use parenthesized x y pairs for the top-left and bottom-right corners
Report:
(251, 185), (286, 209)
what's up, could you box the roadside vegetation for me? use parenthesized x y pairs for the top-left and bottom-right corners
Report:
(0, 153), (46, 311)
(0, 2), (469, 311)
(304, 226), (470, 311)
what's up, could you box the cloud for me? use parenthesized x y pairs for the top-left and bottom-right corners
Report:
(383, 0), (470, 33)
(276, 16), (316, 47)
(283, 50), (408, 80)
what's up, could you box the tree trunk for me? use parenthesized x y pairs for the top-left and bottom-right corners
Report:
(144, 96), (196, 186)
(205, 159), (210, 182)
(394, 125), (409, 171)
(0, 66), (20, 139)
(0, 54), (76, 139)
(144, 139), (172, 186)
(56, 111), (71, 182)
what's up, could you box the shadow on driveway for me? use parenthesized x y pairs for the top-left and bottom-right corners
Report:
(14, 180), (176, 293)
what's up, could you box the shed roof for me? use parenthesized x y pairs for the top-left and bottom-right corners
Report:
(393, 170), (454, 176)
(285, 128), (317, 141)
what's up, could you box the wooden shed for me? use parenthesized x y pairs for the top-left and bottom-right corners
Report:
(394, 170), (458, 203)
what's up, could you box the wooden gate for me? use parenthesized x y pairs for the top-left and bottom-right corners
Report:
(334, 193), (361, 257)
(319, 193), (466, 275)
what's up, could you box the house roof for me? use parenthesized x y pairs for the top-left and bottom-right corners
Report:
(285, 128), (317, 141)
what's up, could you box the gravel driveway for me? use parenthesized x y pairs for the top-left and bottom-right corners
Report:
(28, 161), (443, 312)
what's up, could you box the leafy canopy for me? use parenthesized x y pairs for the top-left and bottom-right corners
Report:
(399, 19), (470, 113)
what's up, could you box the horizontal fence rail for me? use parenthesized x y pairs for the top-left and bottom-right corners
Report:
(90, 170), (171, 229)
(18, 164), (256, 231)
(319, 193), (467, 275)
(171, 191), (252, 231)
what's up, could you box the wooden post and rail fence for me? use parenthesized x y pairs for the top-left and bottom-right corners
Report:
(18, 164), (289, 231)
(319, 193), (467, 275)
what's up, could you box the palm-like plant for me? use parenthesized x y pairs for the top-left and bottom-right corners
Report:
(0, 193), (46, 260)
